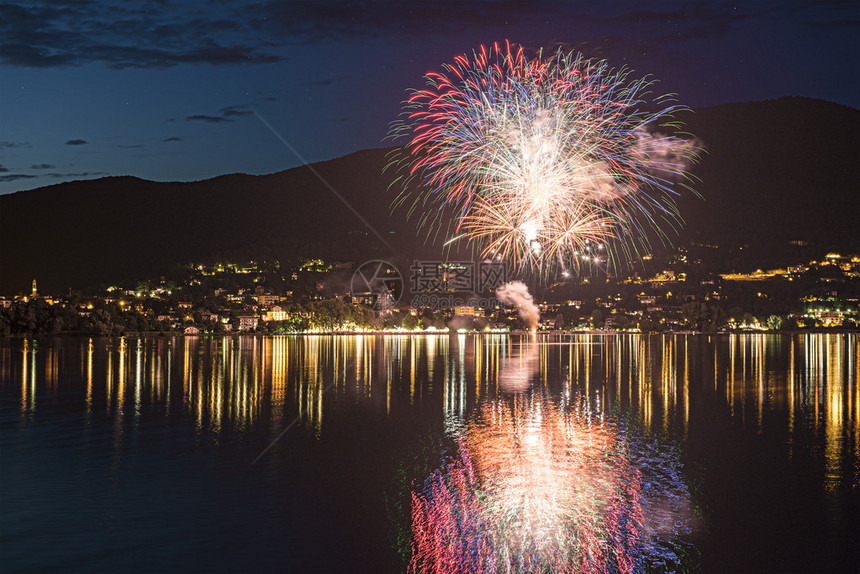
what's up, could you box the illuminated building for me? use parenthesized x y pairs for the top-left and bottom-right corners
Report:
(237, 316), (259, 331)
(454, 306), (483, 317)
(263, 306), (288, 322)
(256, 294), (280, 306)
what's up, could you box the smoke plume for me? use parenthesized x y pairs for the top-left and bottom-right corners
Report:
(496, 281), (540, 330)
(632, 128), (703, 177)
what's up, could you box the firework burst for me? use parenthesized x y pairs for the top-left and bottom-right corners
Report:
(388, 41), (700, 275)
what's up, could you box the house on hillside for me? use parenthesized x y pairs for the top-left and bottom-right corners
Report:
(200, 311), (219, 323)
(237, 316), (259, 331)
(263, 306), (287, 322)
(256, 294), (279, 306)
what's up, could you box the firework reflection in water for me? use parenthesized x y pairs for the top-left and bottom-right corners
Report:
(410, 347), (696, 572)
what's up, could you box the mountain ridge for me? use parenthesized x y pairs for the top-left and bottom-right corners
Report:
(2, 97), (858, 295)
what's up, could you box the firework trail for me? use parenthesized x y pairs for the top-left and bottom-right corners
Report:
(388, 41), (699, 275)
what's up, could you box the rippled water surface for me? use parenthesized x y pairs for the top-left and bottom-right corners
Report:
(1, 334), (858, 572)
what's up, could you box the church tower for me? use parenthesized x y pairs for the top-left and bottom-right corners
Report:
(31, 279), (37, 297)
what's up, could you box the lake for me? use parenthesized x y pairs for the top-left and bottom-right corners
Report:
(1, 333), (858, 573)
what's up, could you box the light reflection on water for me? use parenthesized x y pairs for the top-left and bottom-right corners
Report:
(3, 333), (858, 483)
(412, 391), (695, 573)
(0, 333), (858, 572)
(413, 338), (698, 573)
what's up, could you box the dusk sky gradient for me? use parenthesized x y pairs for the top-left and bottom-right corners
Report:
(1, 0), (857, 194)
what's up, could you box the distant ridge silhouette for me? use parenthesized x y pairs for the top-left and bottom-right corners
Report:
(2, 97), (857, 295)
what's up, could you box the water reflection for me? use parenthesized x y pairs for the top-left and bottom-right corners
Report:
(411, 338), (697, 573)
(2, 334), (856, 464)
(412, 393), (647, 573)
(497, 337), (539, 393)
(1, 333), (858, 569)
(20, 338), (36, 418)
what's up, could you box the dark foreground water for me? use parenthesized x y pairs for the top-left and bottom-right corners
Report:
(1, 333), (857, 573)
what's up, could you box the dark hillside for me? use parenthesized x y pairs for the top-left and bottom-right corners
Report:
(2, 98), (858, 294)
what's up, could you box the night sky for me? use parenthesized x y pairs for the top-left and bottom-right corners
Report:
(1, 0), (857, 195)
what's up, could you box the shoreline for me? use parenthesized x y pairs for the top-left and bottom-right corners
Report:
(2, 328), (858, 339)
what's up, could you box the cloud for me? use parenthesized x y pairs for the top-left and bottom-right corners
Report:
(799, 0), (860, 30)
(0, 1), (586, 69)
(0, 164), (8, 172)
(117, 144), (143, 148)
(163, 136), (183, 142)
(0, 1), (284, 69)
(186, 104), (255, 123)
(65, 139), (88, 145)
(220, 104), (253, 117)
(186, 114), (231, 123)
(0, 141), (30, 148)
(0, 173), (37, 182)
(30, 163), (55, 169)
(245, 0), (547, 43)
(1, 0), (854, 113)
(45, 171), (107, 178)
(303, 75), (355, 87)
